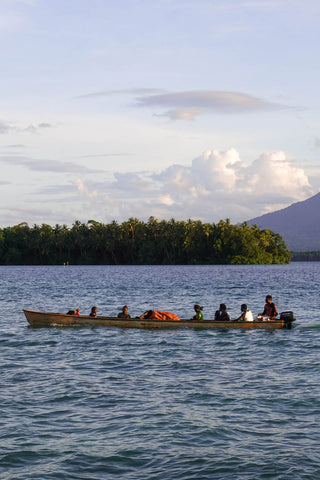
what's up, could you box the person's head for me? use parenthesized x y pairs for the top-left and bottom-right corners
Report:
(76, 308), (80, 313)
(265, 295), (272, 303)
(122, 305), (128, 313)
(91, 306), (97, 314)
(241, 304), (247, 312)
(220, 303), (226, 311)
(194, 304), (203, 311)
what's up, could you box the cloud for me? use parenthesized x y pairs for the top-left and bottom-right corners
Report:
(23, 122), (53, 133)
(104, 149), (313, 222)
(5, 144), (26, 148)
(245, 151), (311, 199)
(154, 108), (204, 121)
(75, 179), (97, 199)
(1, 149), (314, 226)
(78, 153), (132, 159)
(34, 184), (78, 197)
(0, 120), (53, 135)
(0, 155), (103, 174)
(75, 88), (288, 121)
(0, 120), (14, 134)
(75, 88), (165, 100)
(135, 90), (288, 120)
(0, 203), (76, 228)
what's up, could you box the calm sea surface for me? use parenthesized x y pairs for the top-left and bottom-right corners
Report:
(1, 263), (320, 480)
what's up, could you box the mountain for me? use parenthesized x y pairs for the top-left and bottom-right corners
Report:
(247, 192), (320, 251)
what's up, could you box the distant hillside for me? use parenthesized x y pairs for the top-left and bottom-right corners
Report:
(247, 192), (320, 251)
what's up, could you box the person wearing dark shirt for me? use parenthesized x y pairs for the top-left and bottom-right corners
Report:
(260, 295), (278, 320)
(214, 303), (231, 321)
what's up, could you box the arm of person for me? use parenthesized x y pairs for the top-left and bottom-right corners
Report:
(235, 312), (245, 322)
(270, 304), (278, 320)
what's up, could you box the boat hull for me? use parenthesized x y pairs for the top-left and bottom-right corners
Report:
(23, 309), (295, 329)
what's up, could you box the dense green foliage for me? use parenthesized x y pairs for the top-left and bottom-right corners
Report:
(290, 251), (320, 262)
(0, 218), (290, 265)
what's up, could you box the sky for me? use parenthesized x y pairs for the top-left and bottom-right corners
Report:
(1, 0), (320, 227)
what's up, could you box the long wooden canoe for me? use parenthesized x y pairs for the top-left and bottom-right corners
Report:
(23, 309), (295, 329)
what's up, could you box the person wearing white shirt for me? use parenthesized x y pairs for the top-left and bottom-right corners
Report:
(236, 304), (253, 322)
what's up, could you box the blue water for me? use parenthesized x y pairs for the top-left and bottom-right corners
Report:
(1, 264), (320, 479)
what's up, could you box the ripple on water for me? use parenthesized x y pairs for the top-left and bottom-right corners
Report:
(1, 264), (320, 479)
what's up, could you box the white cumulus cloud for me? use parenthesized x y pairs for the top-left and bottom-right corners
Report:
(106, 149), (313, 222)
(246, 151), (311, 197)
(75, 179), (98, 199)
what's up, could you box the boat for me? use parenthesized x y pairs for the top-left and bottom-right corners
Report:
(23, 309), (296, 329)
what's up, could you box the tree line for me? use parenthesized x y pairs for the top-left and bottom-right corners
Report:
(0, 218), (290, 265)
(290, 251), (320, 262)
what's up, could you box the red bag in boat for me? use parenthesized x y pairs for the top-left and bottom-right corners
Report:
(149, 310), (180, 321)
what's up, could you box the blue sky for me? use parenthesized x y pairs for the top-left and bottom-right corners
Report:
(0, 0), (319, 226)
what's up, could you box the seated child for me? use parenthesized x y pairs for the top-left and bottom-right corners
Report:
(89, 306), (98, 317)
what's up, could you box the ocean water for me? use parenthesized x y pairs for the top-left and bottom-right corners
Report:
(1, 263), (320, 480)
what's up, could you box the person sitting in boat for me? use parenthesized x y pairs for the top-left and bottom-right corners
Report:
(118, 305), (131, 319)
(235, 304), (253, 322)
(214, 303), (231, 321)
(75, 308), (80, 316)
(193, 304), (204, 320)
(258, 295), (278, 321)
(89, 306), (97, 317)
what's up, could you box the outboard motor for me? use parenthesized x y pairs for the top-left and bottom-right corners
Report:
(280, 311), (296, 328)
